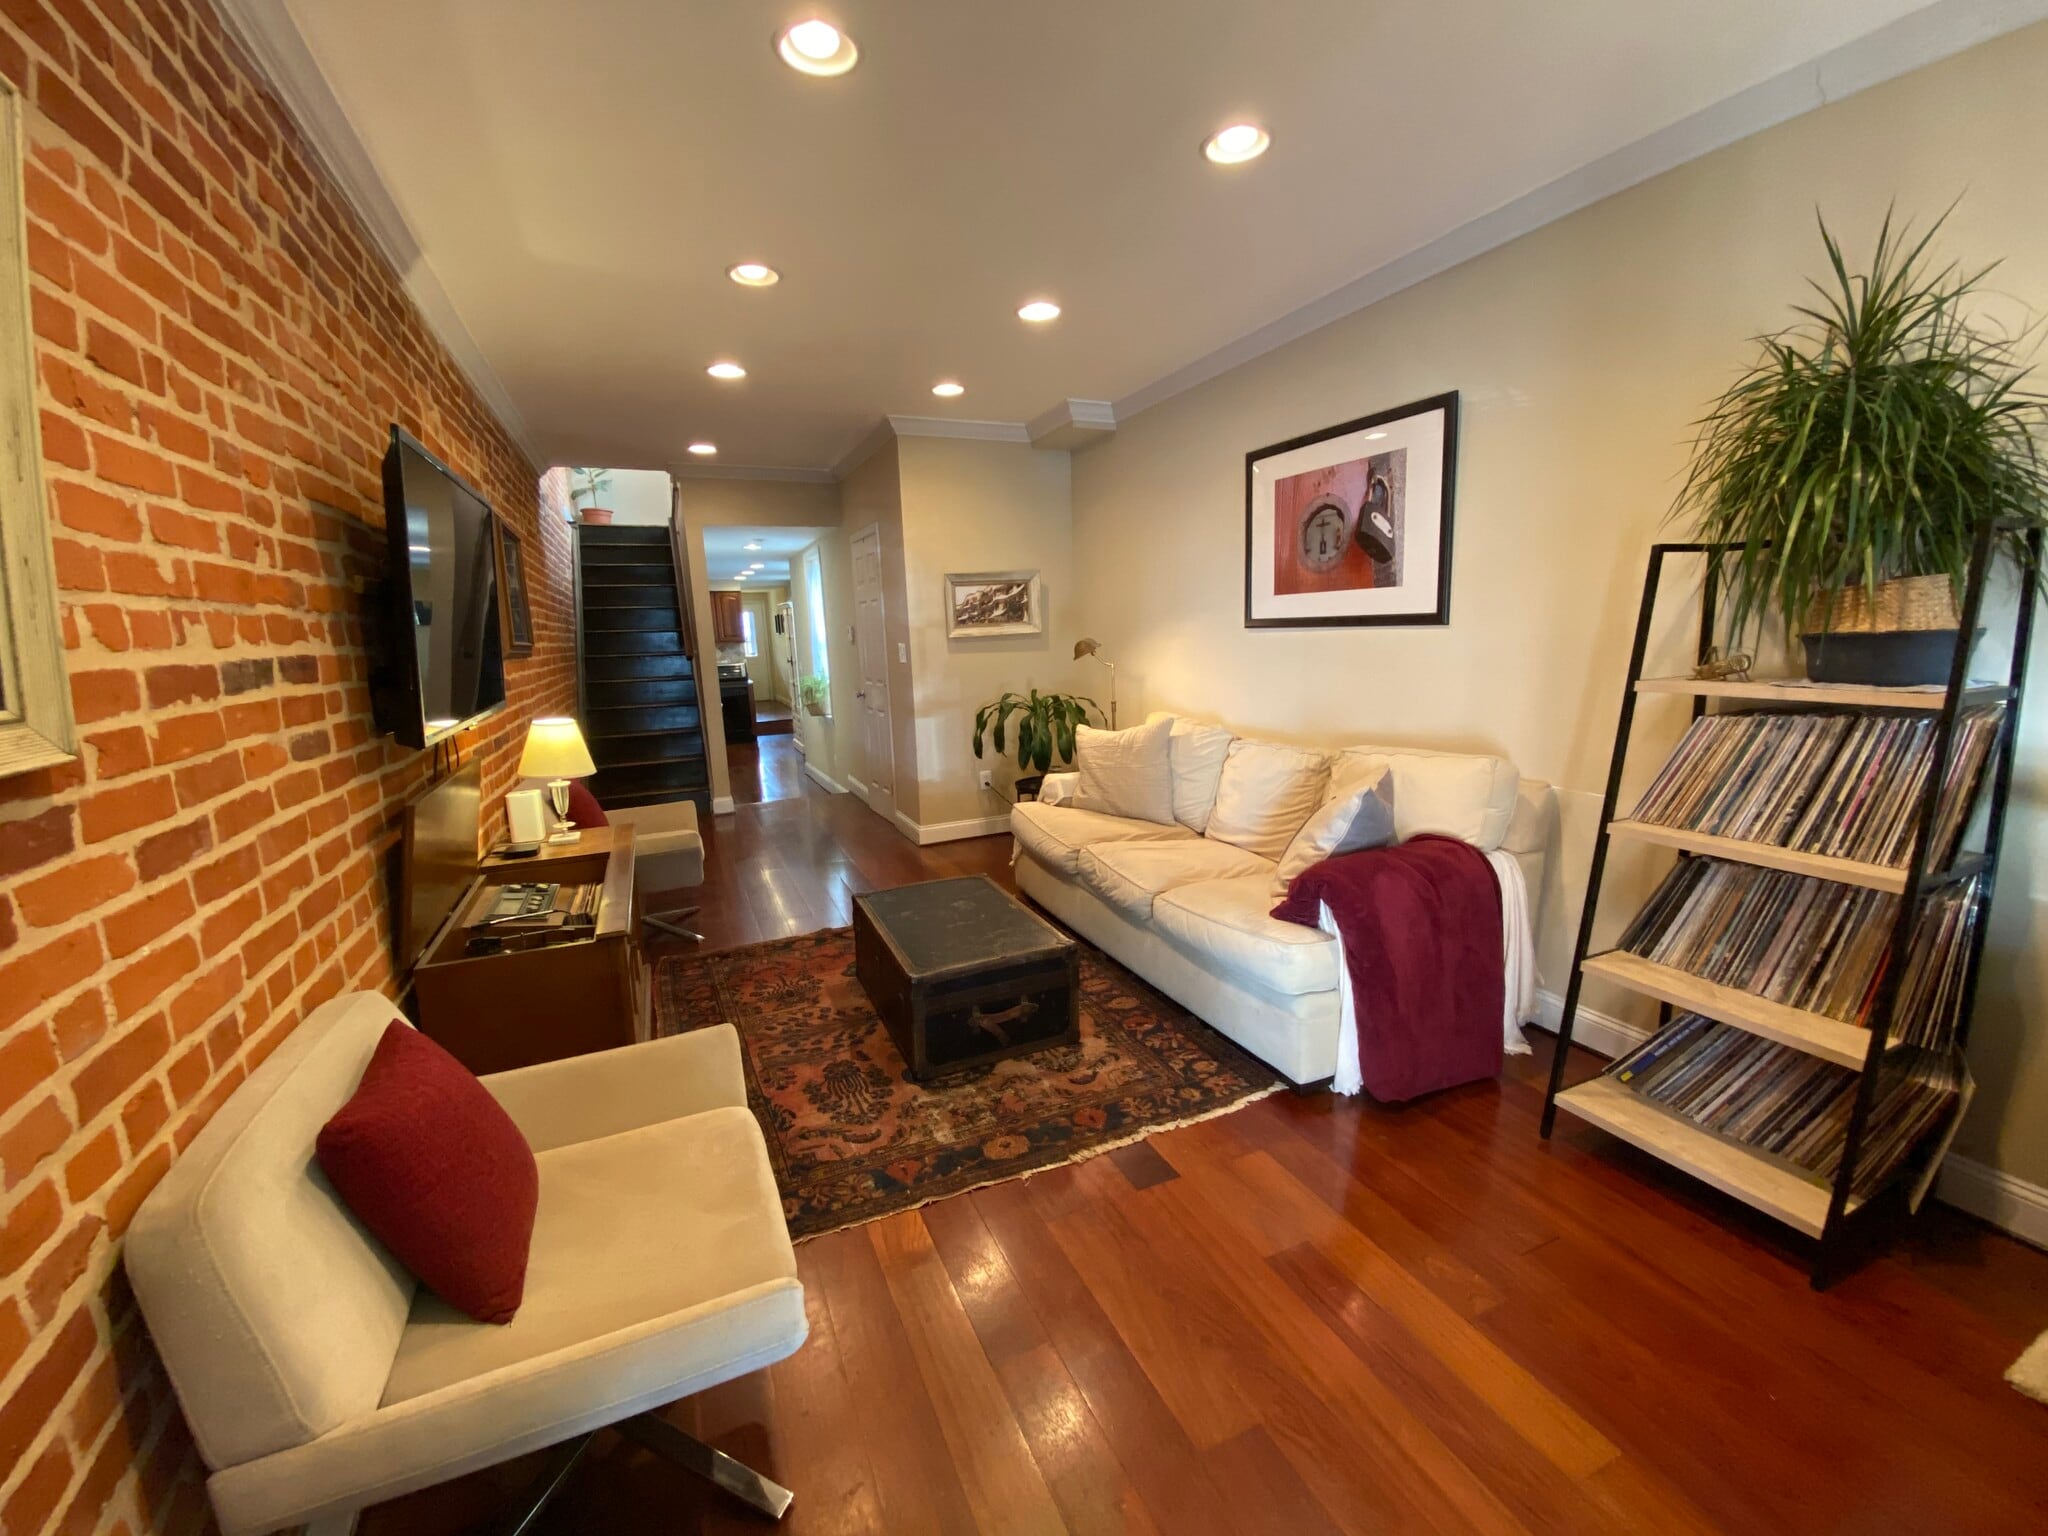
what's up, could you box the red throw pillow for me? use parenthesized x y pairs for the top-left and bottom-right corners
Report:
(565, 779), (608, 828)
(317, 1022), (539, 1324)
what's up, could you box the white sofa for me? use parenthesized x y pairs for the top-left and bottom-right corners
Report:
(1010, 720), (1552, 1089)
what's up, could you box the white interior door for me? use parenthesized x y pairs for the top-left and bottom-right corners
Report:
(776, 601), (798, 705)
(850, 525), (894, 805)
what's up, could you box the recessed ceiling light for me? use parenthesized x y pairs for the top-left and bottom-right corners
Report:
(748, 562), (766, 570)
(744, 541), (763, 550)
(1202, 122), (1271, 165)
(1017, 301), (1061, 324)
(932, 381), (965, 398)
(728, 262), (779, 287)
(707, 360), (747, 380)
(776, 18), (857, 76)
(688, 442), (718, 455)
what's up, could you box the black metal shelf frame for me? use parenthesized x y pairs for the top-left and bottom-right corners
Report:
(1539, 525), (2040, 1288)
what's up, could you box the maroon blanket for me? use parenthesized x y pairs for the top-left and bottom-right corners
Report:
(1270, 834), (1503, 1102)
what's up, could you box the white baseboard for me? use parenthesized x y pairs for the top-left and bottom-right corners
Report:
(1534, 990), (2048, 1252)
(846, 774), (870, 803)
(803, 761), (846, 795)
(711, 796), (735, 815)
(1936, 1156), (2048, 1250)
(1532, 988), (1649, 1063)
(891, 810), (1012, 846)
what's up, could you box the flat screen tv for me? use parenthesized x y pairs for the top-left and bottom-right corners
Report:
(375, 426), (506, 750)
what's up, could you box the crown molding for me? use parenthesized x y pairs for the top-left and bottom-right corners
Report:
(1112, 0), (2048, 424)
(212, 0), (545, 470)
(886, 415), (1033, 444)
(1028, 398), (1116, 451)
(669, 462), (837, 484)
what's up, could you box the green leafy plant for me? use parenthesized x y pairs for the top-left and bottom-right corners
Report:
(797, 674), (829, 715)
(973, 689), (1102, 773)
(571, 467), (612, 508)
(1676, 207), (2048, 641)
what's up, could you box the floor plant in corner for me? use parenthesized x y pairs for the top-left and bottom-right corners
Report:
(973, 688), (1103, 799)
(1676, 208), (2048, 684)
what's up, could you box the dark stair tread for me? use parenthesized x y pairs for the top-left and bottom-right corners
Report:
(598, 786), (713, 813)
(578, 526), (670, 544)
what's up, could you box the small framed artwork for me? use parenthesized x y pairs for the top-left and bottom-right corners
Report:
(494, 516), (535, 657)
(946, 570), (1042, 638)
(1245, 390), (1459, 628)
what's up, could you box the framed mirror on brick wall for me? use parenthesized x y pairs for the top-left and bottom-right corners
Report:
(0, 78), (77, 777)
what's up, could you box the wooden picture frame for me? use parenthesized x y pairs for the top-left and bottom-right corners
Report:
(1244, 391), (1459, 629)
(946, 570), (1042, 638)
(494, 515), (534, 657)
(0, 81), (76, 777)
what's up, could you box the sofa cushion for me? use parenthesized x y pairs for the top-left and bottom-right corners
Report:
(1011, 801), (1195, 877)
(1074, 716), (1176, 824)
(317, 1023), (540, 1325)
(1147, 711), (1236, 833)
(1151, 876), (1339, 997)
(1077, 840), (1277, 924)
(1204, 740), (1332, 861)
(1332, 746), (1519, 849)
(1272, 768), (1397, 897)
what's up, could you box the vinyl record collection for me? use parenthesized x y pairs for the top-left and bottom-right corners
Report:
(1617, 857), (1980, 1045)
(1629, 705), (2002, 869)
(1606, 1013), (1962, 1199)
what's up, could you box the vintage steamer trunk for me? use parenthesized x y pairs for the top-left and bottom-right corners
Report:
(852, 876), (1079, 1080)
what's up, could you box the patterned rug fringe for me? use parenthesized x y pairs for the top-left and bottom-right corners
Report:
(791, 1080), (1287, 1244)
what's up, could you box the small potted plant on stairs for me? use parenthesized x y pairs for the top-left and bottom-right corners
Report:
(973, 688), (1103, 801)
(797, 674), (829, 718)
(1677, 208), (2047, 683)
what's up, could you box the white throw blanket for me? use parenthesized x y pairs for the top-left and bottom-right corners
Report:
(1319, 846), (1535, 1097)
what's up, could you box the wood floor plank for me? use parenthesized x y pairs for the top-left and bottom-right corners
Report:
(868, 1212), (1070, 1536)
(991, 1344), (1167, 1536)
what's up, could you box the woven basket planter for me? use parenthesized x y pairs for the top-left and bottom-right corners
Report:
(1801, 575), (1965, 685)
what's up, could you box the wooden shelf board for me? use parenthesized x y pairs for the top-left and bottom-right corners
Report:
(1581, 950), (1879, 1069)
(1606, 819), (1907, 894)
(1554, 1077), (1845, 1237)
(1634, 676), (2007, 711)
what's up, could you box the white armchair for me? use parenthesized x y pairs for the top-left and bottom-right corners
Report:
(125, 993), (804, 1534)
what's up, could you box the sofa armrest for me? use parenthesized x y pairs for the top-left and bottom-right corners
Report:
(479, 1026), (747, 1152)
(1036, 772), (1080, 807)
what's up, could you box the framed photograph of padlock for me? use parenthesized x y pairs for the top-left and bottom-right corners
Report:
(1244, 391), (1458, 628)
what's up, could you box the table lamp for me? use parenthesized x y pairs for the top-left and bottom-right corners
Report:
(518, 716), (597, 842)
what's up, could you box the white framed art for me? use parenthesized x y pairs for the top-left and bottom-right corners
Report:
(946, 570), (1042, 638)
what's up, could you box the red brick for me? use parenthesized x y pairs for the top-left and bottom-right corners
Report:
(134, 817), (211, 881)
(171, 748), (242, 808)
(83, 309), (150, 381)
(52, 480), (140, 540)
(190, 842), (258, 903)
(103, 884), (195, 959)
(38, 408), (89, 468)
(85, 725), (150, 779)
(0, 1027), (60, 1121)
(25, 1214), (101, 1324)
(15, 851), (136, 927)
(22, 160), (104, 254)
(29, 285), (77, 348)
(102, 547), (189, 598)
(0, 805), (75, 879)
(70, 668), (138, 724)
(212, 785), (271, 840)
(0, 1443), (71, 1535)
(220, 697), (280, 738)
(41, 354), (131, 427)
(74, 1014), (169, 1117)
(0, 929), (101, 1033)
(149, 710), (227, 764)
(104, 1143), (171, 1237)
(35, 65), (126, 174)
(78, 776), (174, 842)
(0, 1097), (71, 1191)
(144, 662), (217, 707)
(63, 1129), (120, 1203)
(78, 603), (128, 650)
(0, 1180), (59, 1278)
(146, 500), (217, 550)
(168, 956), (240, 1037)
(197, 888), (260, 954)
(50, 536), (104, 591)
(0, 1309), (96, 1468)
(91, 431), (178, 494)
(121, 1080), (168, 1151)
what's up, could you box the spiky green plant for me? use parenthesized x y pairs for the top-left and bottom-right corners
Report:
(1676, 208), (2048, 642)
(972, 689), (1102, 774)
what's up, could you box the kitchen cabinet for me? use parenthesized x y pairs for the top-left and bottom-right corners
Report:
(711, 590), (746, 645)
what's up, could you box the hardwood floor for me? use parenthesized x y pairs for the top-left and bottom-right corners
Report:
(366, 784), (2048, 1535)
(725, 735), (811, 807)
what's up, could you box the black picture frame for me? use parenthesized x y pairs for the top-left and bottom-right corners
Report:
(1243, 390), (1459, 629)
(494, 516), (535, 657)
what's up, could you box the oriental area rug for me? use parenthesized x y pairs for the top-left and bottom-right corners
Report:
(654, 926), (1282, 1239)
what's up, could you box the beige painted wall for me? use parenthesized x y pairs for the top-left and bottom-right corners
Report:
(675, 477), (840, 806)
(838, 442), (920, 822)
(897, 438), (1076, 827)
(1068, 22), (2048, 1187)
(580, 465), (669, 524)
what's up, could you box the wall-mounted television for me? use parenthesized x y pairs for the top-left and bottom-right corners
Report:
(374, 426), (506, 750)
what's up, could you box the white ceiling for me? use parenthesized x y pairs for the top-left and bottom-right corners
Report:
(260, 0), (1994, 475)
(702, 526), (824, 583)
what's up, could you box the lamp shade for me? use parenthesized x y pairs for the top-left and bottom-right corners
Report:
(518, 717), (596, 779)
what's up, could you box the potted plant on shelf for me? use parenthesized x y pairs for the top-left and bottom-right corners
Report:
(973, 688), (1103, 801)
(572, 468), (614, 526)
(797, 674), (829, 718)
(1676, 209), (2047, 684)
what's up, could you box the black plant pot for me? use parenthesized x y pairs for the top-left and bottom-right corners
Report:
(1800, 629), (1974, 687)
(1013, 773), (1046, 803)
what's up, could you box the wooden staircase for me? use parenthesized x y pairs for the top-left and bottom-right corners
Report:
(575, 524), (711, 811)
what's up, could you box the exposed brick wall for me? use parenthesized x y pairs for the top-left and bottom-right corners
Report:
(0, 1), (576, 1530)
